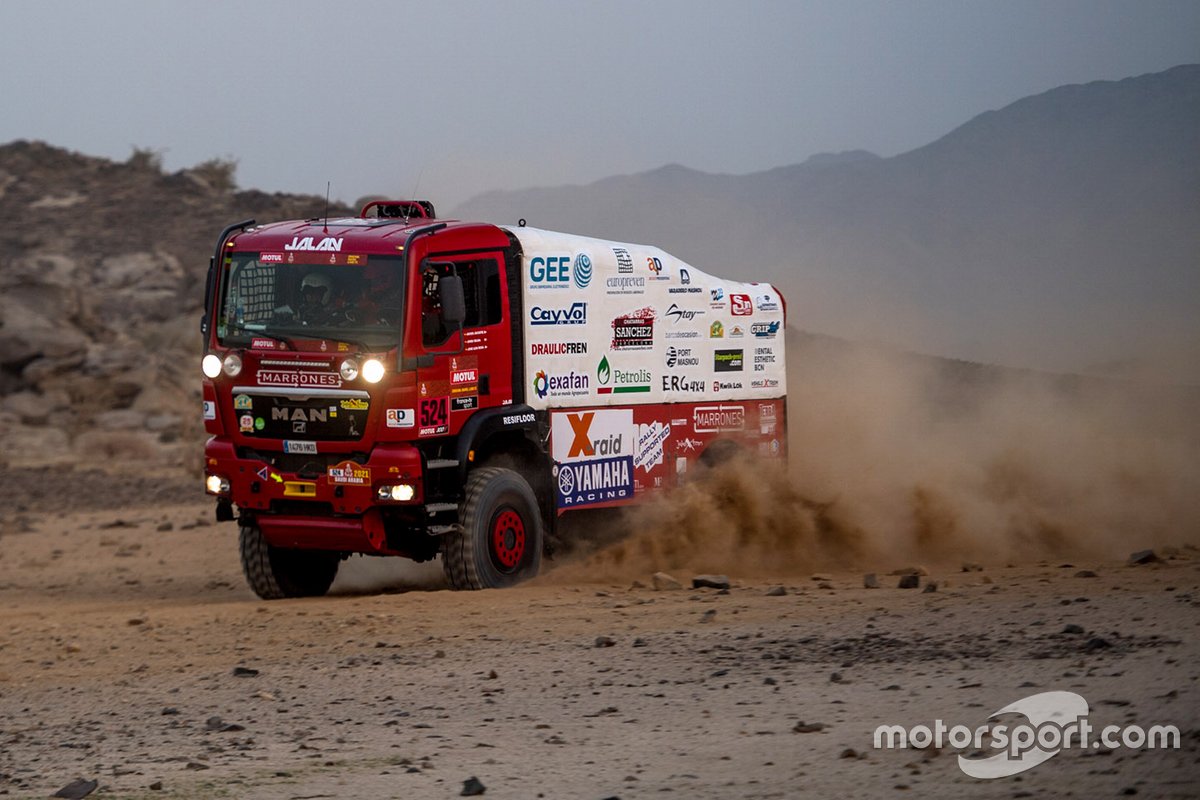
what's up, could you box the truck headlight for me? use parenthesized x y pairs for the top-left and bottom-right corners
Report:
(376, 484), (415, 502)
(362, 358), (385, 383)
(205, 474), (231, 496)
(223, 353), (243, 377)
(339, 359), (359, 381)
(202, 354), (222, 378)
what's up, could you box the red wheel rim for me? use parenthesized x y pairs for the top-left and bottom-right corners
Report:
(491, 508), (526, 571)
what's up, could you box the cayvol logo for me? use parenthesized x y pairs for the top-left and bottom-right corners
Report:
(573, 253), (593, 289)
(597, 355), (611, 387)
(533, 370), (549, 399)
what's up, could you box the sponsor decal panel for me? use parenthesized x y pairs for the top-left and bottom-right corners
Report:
(530, 302), (587, 326)
(572, 253), (593, 289)
(613, 247), (634, 273)
(714, 349), (744, 372)
(665, 346), (700, 368)
(710, 321), (724, 338)
(533, 369), (590, 399)
(730, 294), (753, 316)
(257, 370), (342, 388)
(751, 321), (780, 338)
(611, 309), (655, 350)
(634, 421), (670, 473)
(531, 341), (587, 356)
(203, 400), (216, 420)
(528, 255), (572, 288)
(755, 292), (780, 312)
(386, 408), (415, 428)
(340, 398), (368, 411)
(449, 355), (479, 404)
(551, 409), (635, 508)
(234, 395), (253, 410)
(753, 347), (777, 372)
(606, 275), (645, 295)
(328, 460), (370, 485)
(662, 375), (706, 393)
(646, 256), (669, 280)
(664, 303), (704, 324)
(760, 402), (778, 435)
(285, 236), (343, 252)
(418, 397), (448, 436)
(693, 404), (745, 433)
(596, 356), (651, 394)
(503, 412), (536, 425)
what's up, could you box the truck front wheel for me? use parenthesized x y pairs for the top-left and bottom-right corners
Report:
(239, 523), (340, 599)
(443, 467), (543, 590)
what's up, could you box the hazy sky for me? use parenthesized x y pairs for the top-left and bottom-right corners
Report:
(2, 1), (1196, 209)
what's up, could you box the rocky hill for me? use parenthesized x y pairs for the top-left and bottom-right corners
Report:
(0, 140), (352, 470)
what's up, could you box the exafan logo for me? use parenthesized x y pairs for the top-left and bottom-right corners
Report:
(573, 253), (593, 289)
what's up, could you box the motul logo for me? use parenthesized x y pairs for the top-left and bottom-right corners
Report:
(285, 236), (344, 252)
(451, 369), (477, 384)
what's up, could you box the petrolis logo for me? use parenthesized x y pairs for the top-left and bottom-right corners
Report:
(874, 691), (1180, 779)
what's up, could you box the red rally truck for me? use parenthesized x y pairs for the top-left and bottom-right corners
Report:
(201, 200), (787, 597)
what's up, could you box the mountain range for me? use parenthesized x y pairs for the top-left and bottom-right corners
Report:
(453, 65), (1200, 383)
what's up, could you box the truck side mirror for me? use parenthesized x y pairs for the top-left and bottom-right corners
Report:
(440, 274), (466, 327)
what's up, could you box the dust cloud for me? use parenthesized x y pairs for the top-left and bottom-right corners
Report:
(554, 330), (1200, 580)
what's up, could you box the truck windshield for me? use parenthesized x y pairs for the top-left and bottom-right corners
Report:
(216, 254), (405, 351)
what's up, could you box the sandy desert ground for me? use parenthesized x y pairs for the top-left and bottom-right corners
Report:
(0, 466), (1197, 800)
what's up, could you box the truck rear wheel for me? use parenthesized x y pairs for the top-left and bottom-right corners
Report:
(443, 466), (543, 590)
(239, 523), (340, 599)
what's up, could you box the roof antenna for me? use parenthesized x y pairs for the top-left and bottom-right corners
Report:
(404, 167), (425, 222)
(323, 181), (330, 232)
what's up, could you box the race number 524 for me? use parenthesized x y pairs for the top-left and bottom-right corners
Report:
(420, 397), (448, 428)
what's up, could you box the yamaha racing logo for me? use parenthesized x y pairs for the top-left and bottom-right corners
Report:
(551, 410), (635, 508)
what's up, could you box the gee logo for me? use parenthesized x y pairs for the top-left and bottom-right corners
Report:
(573, 253), (593, 289)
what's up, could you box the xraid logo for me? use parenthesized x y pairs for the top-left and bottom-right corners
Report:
(565, 412), (625, 459)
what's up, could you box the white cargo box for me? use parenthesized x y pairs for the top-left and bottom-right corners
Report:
(504, 226), (786, 410)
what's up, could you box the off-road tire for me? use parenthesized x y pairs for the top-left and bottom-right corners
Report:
(239, 523), (340, 599)
(443, 467), (543, 590)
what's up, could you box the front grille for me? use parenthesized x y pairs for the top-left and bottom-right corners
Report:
(269, 500), (336, 516)
(232, 393), (370, 441)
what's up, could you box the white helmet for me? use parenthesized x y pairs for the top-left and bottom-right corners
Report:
(300, 273), (332, 303)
